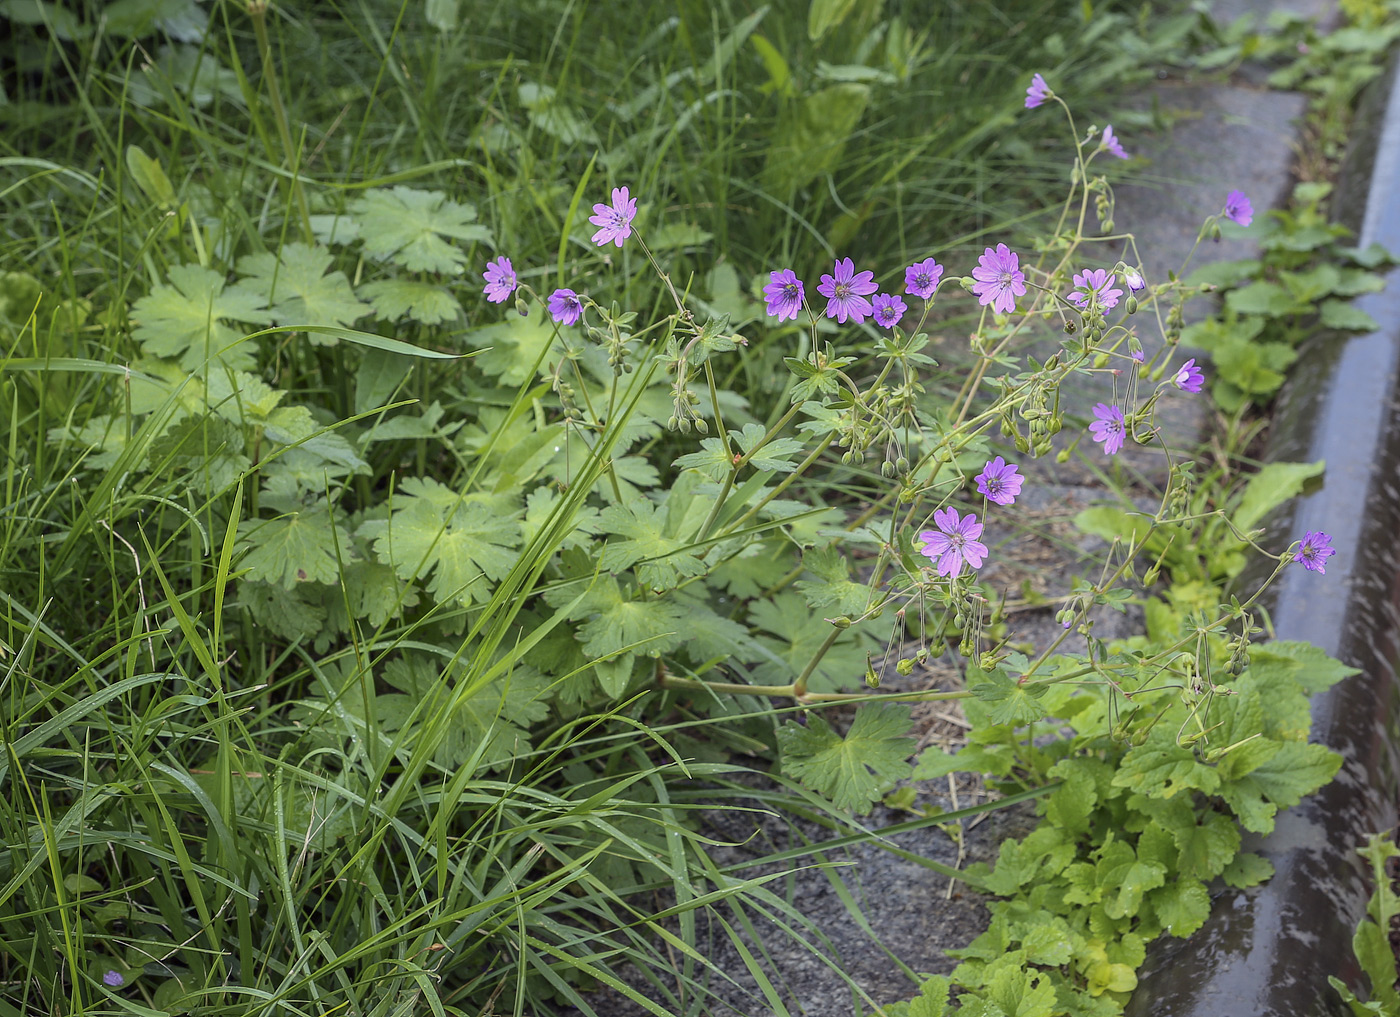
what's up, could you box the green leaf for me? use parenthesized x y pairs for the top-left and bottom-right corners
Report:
(984, 964), (1058, 1017)
(750, 591), (877, 691)
(362, 478), (520, 605)
(808, 0), (860, 40)
(764, 83), (870, 193)
(237, 509), (349, 589)
(132, 264), (271, 371)
(1150, 878), (1210, 938)
(1173, 810), (1240, 880)
(355, 348), (415, 413)
(597, 499), (705, 592)
(575, 577), (686, 662)
(425, 0), (458, 31)
(1232, 460), (1325, 532)
(777, 704), (914, 813)
(518, 81), (599, 145)
(1320, 299), (1380, 332)
(1221, 851), (1274, 888)
(1219, 741), (1342, 834)
(125, 144), (176, 207)
(1244, 640), (1360, 695)
(1111, 738), (1220, 799)
(672, 438), (732, 480)
(337, 559), (420, 628)
(730, 421), (805, 472)
(237, 243), (371, 337)
(794, 544), (870, 615)
(240, 580), (326, 641)
(906, 975), (952, 1017)
(968, 664), (1049, 726)
(470, 311), (558, 385)
(352, 186), (490, 273)
(360, 279), (462, 325)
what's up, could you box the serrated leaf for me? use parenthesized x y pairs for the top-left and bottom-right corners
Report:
(985, 964), (1058, 1017)
(577, 581), (685, 664)
(352, 186), (490, 273)
(237, 509), (349, 589)
(968, 664), (1049, 726)
(906, 975), (952, 1017)
(794, 544), (870, 615)
(339, 559), (419, 627)
(777, 704), (914, 813)
(1112, 739), (1220, 798)
(1218, 740), (1342, 834)
(672, 438), (732, 480)
(469, 311), (558, 385)
(240, 580), (326, 641)
(597, 499), (705, 591)
(360, 279), (462, 324)
(1221, 851), (1274, 888)
(132, 264), (271, 371)
(750, 591), (877, 691)
(1320, 299), (1380, 332)
(237, 243), (371, 338)
(1245, 640), (1361, 695)
(1173, 810), (1240, 880)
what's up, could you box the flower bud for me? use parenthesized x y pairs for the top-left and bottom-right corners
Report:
(1056, 447), (1071, 463)
(1126, 295), (1138, 314)
(1101, 219), (1114, 233)
(895, 456), (910, 474)
(678, 418), (691, 433)
(667, 415), (680, 431)
(959, 276), (977, 293)
(694, 418), (708, 434)
(1093, 353), (1109, 369)
(896, 658), (915, 676)
(881, 460), (897, 478)
(514, 296), (530, 317)
(1015, 435), (1031, 453)
(829, 616), (852, 629)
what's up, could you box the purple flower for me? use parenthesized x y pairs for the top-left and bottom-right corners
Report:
(971, 243), (1027, 315)
(1223, 190), (1253, 227)
(589, 186), (637, 248)
(1131, 348), (1145, 363)
(905, 258), (944, 300)
(976, 456), (1023, 506)
(1026, 73), (1051, 109)
(547, 288), (583, 325)
(872, 293), (907, 329)
(763, 269), (805, 322)
(1294, 531), (1335, 574)
(918, 508), (989, 579)
(817, 257), (878, 324)
(1123, 268), (1145, 292)
(1067, 268), (1123, 311)
(1102, 125), (1129, 160)
(1173, 358), (1205, 394)
(102, 970), (125, 987)
(481, 256), (517, 304)
(1089, 402), (1126, 455)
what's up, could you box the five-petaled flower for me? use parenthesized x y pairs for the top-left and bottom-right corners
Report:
(1101, 125), (1128, 160)
(976, 456), (1023, 506)
(102, 970), (125, 988)
(482, 256), (517, 304)
(971, 243), (1027, 315)
(1294, 531), (1335, 574)
(589, 186), (637, 247)
(873, 293), (907, 329)
(1026, 73), (1052, 109)
(1223, 190), (1254, 227)
(905, 258), (944, 300)
(547, 288), (584, 325)
(918, 508), (989, 578)
(1068, 268), (1123, 311)
(763, 269), (805, 322)
(1089, 402), (1127, 455)
(817, 257), (878, 324)
(1173, 358), (1205, 393)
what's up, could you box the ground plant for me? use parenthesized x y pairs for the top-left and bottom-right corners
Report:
(0, 2), (1379, 1015)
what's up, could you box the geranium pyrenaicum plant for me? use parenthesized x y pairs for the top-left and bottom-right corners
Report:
(548, 288), (583, 325)
(1224, 189), (1254, 227)
(1089, 402), (1127, 455)
(1101, 125), (1129, 160)
(482, 256), (517, 304)
(872, 293), (907, 329)
(1295, 531), (1336, 573)
(1025, 72), (1051, 108)
(1068, 268), (1123, 310)
(590, 186), (637, 247)
(905, 257), (944, 300)
(817, 257), (878, 324)
(763, 269), (805, 321)
(918, 508), (988, 579)
(971, 243), (1027, 314)
(1173, 358), (1205, 393)
(976, 456), (1024, 506)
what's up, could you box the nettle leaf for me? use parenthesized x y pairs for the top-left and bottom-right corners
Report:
(777, 704), (914, 813)
(360, 279), (462, 325)
(968, 664), (1049, 726)
(352, 186), (491, 273)
(597, 499), (705, 592)
(237, 508), (350, 589)
(794, 544), (870, 616)
(131, 264), (271, 371)
(1320, 299), (1379, 332)
(362, 478), (521, 605)
(237, 243), (371, 339)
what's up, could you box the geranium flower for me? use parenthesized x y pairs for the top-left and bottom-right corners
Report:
(1294, 531), (1335, 574)
(1089, 403), (1126, 455)
(763, 269), (805, 321)
(1102, 125), (1128, 159)
(589, 186), (637, 247)
(482, 257), (517, 304)
(905, 258), (944, 300)
(547, 288), (583, 325)
(1173, 358), (1205, 393)
(1067, 268), (1123, 310)
(1223, 190), (1254, 227)
(971, 243), (1026, 315)
(975, 456), (1023, 506)
(873, 293), (907, 329)
(917, 508), (988, 578)
(1026, 73), (1051, 109)
(817, 257), (878, 324)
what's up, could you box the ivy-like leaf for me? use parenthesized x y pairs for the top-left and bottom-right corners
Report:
(777, 704), (914, 813)
(237, 243), (371, 340)
(352, 186), (491, 273)
(131, 263), (271, 371)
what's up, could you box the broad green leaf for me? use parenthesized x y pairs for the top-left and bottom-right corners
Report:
(469, 311), (558, 385)
(776, 704), (914, 813)
(731, 421), (805, 472)
(597, 499), (705, 591)
(132, 264), (271, 371)
(968, 664), (1049, 726)
(672, 438), (732, 480)
(355, 348), (415, 413)
(237, 509), (349, 589)
(336, 559), (420, 628)
(518, 81), (599, 145)
(1320, 299), (1380, 332)
(352, 186), (491, 273)
(984, 965), (1058, 1017)
(1221, 851), (1274, 888)
(794, 544), (870, 615)
(360, 279), (462, 324)
(1218, 740), (1341, 834)
(906, 975), (952, 1017)
(1111, 738), (1220, 798)
(237, 243), (371, 337)
(750, 591), (876, 691)
(126, 144), (176, 207)
(240, 580), (326, 641)
(1232, 460), (1325, 532)
(763, 83), (870, 193)
(808, 0), (859, 40)
(425, 0), (458, 31)
(1173, 810), (1240, 880)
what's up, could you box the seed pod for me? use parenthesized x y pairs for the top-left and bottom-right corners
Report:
(896, 658), (915, 676)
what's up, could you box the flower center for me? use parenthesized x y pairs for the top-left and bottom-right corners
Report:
(783, 283), (799, 299)
(999, 271), (1013, 286)
(985, 478), (1003, 495)
(948, 533), (966, 551)
(916, 273), (930, 289)
(834, 282), (852, 300)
